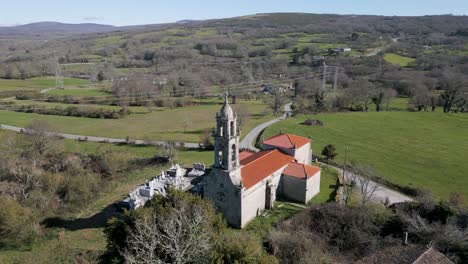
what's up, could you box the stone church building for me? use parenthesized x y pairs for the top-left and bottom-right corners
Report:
(203, 96), (321, 228)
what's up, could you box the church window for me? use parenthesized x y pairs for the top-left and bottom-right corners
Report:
(230, 121), (234, 136)
(218, 150), (223, 166)
(231, 144), (236, 162)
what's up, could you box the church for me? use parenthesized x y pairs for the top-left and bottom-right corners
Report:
(203, 96), (321, 228)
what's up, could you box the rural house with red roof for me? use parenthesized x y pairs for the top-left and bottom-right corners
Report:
(203, 96), (321, 228)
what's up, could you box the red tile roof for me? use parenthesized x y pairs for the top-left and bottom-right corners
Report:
(241, 150), (294, 189)
(263, 133), (310, 149)
(239, 150), (255, 161)
(283, 162), (320, 179)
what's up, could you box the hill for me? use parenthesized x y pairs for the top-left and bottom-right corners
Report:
(0, 21), (116, 38)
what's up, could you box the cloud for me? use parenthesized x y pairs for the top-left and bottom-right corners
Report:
(83, 16), (104, 21)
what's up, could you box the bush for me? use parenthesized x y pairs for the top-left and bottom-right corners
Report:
(268, 231), (334, 264)
(0, 199), (39, 248)
(282, 204), (381, 258)
(11, 104), (129, 119)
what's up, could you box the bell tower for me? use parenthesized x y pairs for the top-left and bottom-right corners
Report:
(213, 93), (240, 171)
(204, 92), (243, 228)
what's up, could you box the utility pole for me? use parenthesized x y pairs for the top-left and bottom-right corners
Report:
(379, 55), (383, 76)
(343, 146), (349, 181)
(54, 51), (64, 89)
(322, 62), (327, 91)
(343, 145), (350, 204)
(333, 66), (339, 96)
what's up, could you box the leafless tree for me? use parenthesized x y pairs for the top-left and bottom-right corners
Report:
(182, 114), (192, 134)
(344, 165), (381, 205)
(354, 166), (381, 205)
(25, 119), (62, 156)
(123, 205), (211, 264)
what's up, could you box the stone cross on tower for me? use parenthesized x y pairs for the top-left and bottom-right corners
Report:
(213, 93), (240, 171)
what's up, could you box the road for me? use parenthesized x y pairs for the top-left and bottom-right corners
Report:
(239, 103), (292, 151)
(0, 124), (200, 149)
(332, 166), (413, 205)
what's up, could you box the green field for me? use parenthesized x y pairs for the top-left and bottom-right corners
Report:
(0, 100), (272, 142)
(0, 77), (90, 91)
(309, 165), (339, 204)
(384, 53), (416, 67)
(265, 112), (468, 200)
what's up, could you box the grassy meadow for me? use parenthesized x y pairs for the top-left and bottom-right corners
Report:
(0, 100), (272, 142)
(0, 77), (90, 91)
(384, 53), (416, 67)
(265, 112), (468, 200)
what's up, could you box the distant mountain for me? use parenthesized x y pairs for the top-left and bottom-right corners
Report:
(0, 21), (117, 38)
(176, 19), (200, 24)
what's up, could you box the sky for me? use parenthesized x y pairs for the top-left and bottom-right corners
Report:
(0, 0), (467, 26)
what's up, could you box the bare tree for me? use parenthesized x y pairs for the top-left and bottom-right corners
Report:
(182, 114), (192, 134)
(354, 166), (381, 205)
(124, 205), (212, 264)
(265, 90), (289, 116)
(161, 141), (178, 164)
(439, 74), (466, 113)
(343, 165), (381, 205)
(25, 120), (62, 156)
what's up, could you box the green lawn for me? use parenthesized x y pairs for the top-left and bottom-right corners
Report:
(265, 112), (468, 201)
(384, 53), (416, 67)
(0, 100), (273, 142)
(309, 165), (340, 204)
(0, 77), (90, 91)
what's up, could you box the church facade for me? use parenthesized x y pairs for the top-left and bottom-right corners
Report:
(203, 96), (321, 228)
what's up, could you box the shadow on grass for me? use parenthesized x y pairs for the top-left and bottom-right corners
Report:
(41, 203), (120, 231)
(328, 183), (338, 202)
(171, 129), (206, 135)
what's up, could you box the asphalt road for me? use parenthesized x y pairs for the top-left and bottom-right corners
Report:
(239, 103), (292, 151)
(0, 124), (200, 149)
(333, 167), (413, 205)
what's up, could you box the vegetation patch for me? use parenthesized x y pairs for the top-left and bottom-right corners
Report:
(384, 53), (416, 67)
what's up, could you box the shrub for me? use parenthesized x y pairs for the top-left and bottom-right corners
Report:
(0, 199), (39, 248)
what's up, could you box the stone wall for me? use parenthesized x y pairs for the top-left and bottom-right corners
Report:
(203, 168), (242, 227)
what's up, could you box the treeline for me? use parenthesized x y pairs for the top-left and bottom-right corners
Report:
(0, 102), (130, 119)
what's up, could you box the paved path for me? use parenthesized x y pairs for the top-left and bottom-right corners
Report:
(0, 124), (200, 149)
(331, 166), (413, 205)
(239, 103), (292, 151)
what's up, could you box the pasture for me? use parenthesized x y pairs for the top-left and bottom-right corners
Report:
(0, 77), (90, 91)
(0, 100), (273, 142)
(264, 112), (468, 201)
(384, 53), (416, 67)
